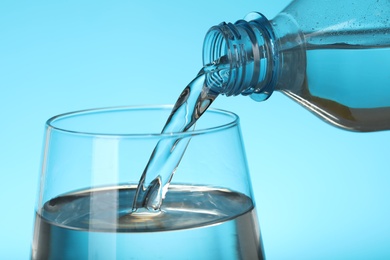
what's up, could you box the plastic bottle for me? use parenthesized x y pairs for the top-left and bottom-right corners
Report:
(203, 0), (390, 132)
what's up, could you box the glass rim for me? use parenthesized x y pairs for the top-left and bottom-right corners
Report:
(46, 105), (240, 137)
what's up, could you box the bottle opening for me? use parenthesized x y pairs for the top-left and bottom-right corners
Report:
(203, 14), (277, 101)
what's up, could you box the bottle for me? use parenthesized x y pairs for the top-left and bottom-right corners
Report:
(203, 0), (390, 132)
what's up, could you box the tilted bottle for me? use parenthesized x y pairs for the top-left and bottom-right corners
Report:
(203, 0), (390, 132)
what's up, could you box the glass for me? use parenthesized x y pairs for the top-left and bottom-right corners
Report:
(31, 105), (265, 260)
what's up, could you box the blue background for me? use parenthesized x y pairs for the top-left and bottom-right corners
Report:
(1, 0), (390, 259)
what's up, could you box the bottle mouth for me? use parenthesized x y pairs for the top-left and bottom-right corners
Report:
(202, 25), (231, 95)
(202, 13), (277, 101)
(203, 23), (248, 97)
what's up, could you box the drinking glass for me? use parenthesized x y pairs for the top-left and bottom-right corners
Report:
(31, 105), (265, 259)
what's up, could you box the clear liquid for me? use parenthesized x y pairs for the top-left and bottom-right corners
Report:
(32, 185), (264, 260)
(281, 46), (390, 131)
(133, 60), (228, 211)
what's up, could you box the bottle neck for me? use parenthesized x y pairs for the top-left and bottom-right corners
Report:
(203, 12), (279, 101)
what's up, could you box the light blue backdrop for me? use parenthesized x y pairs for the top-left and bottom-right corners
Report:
(1, 0), (389, 259)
